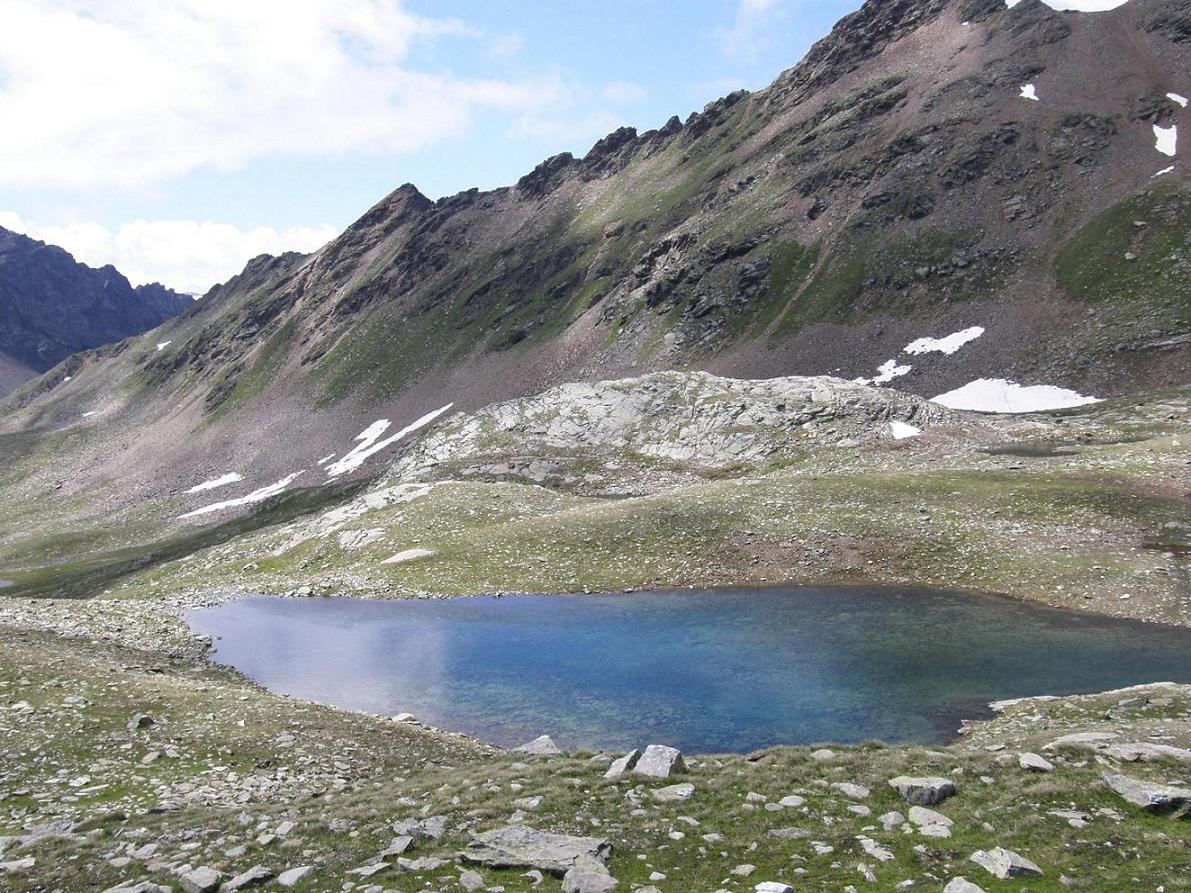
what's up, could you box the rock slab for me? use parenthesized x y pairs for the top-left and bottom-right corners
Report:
(633, 744), (685, 778)
(888, 775), (957, 805)
(461, 826), (611, 876)
(1102, 772), (1191, 814)
(969, 847), (1044, 879)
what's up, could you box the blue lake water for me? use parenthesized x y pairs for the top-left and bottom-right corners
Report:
(185, 587), (1191, 753)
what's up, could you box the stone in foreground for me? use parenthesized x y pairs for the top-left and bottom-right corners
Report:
(180, 867), (221, 893)
(943, 878), (986, 893)
(604, 749), (642, 780)
(219, 865), (273, 892)
(652, 782), (695, 802)
(276, 866), (314, 888)
(515, 735), (563, 756)
(1018, 752), (1054, 772)
(969, 847), (1044, 879)
(888, 775), (957, 805)
(756, 883), (795, 893)
(830, 782), (870, 800)
(1102, 772), (1191, 814)
(633, 744), (686, 778)
(461, 826), (611, 876)
(562, 856), (618, 893)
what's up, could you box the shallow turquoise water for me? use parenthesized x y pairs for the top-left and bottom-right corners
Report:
(186, 587), (1191, 753)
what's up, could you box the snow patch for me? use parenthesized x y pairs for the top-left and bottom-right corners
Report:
(1005, 0), (1129, 10)
(1153, 124), (1178, 157)
(326, 404), (454, 477)
(904, 326), (985, 356)
(889, 422), (922, 440)
(855, 359), (911, 387)
(1019, 84), (1039, 102)
(316, 453), (336, 466)
(63, 376), (72, 382)
(1153, 165), (1175, 178)
(185, 473), (244, 494)
(381, 548), (437, 565)
(1168, 93), (1188, 108)
(180, 471), (305, 519)
(155, 340), (172, 351)
(932, 379), (1100, 413)
(82, 411), (97, 418)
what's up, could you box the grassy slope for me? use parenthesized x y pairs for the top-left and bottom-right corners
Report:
(108, 391), (1191, 627)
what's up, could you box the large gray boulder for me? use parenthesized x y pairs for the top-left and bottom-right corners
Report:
(651, 782), (695, 802)
(276, 866), (314, 888)
(561, 856), (618, 893)
(515, 735), (563, 756)
(1104, 742), (1191, 763)
(633, 745), (685, 779)
(180, 867), (221, 893)
(219, 865), (273, 892)
(603, 749), (641, 780)
(461, 826), (611, 876)
(1102, 773), (1191, 814)
(943, 879), (986, 893)
(969, 847), (1044, 879)
(1018, 752), (1054, 772)
(888, 775), (957, 805)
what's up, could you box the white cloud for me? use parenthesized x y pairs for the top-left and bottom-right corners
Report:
(717, 0), (784, 59)
(487, 32), (525, 60)
(0, 211), (338, 294)
(0, 0), (560, 191)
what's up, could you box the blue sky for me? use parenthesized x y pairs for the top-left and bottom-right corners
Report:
(0, 0), (861, 292)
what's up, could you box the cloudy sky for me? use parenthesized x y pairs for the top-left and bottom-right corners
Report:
(0, 0), (862, 294)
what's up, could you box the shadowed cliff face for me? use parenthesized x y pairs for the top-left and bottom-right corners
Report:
(0, 226), (191, 385)
(0, 0), (1187, 517)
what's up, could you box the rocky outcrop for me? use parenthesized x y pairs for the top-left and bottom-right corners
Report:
(389, 371), (959, 484)
(460, 826), (611, 875)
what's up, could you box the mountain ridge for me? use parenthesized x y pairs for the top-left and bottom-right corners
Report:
(0, 225), (191, 394)
(0, 0), (1187, 543)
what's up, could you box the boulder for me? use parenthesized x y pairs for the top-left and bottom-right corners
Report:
(461, 826), (611, 876)
(1018, 752), (1054, 772)
(652, 782), (695, 802)
(180, 867), (221, 893)
(943, 879), (986, 893)
(276, 866), (314, 888)
(219, 865), (273, 892)
(908, 804), (953, 836)
(603, 749), (642, 780)
(888, 775), (956, 805)
(969, 847), (1044, 879)
(1102, 772), (1191, 814)
(877, 810), (905, 830)
(458, 869), (486, 892)
(1103, 742), (1191, 763)
(1047, 731), (1117, 749)
(515, 735), (563, 756)
(561, 856), (618, 893)
(633, 744), (685, 778)
(0, 857), (34, 873)
(830, 782), (870, 800)
(756, 884), (795, 893)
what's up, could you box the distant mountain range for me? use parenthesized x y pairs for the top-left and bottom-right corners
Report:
(0, 226), (191, 394)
